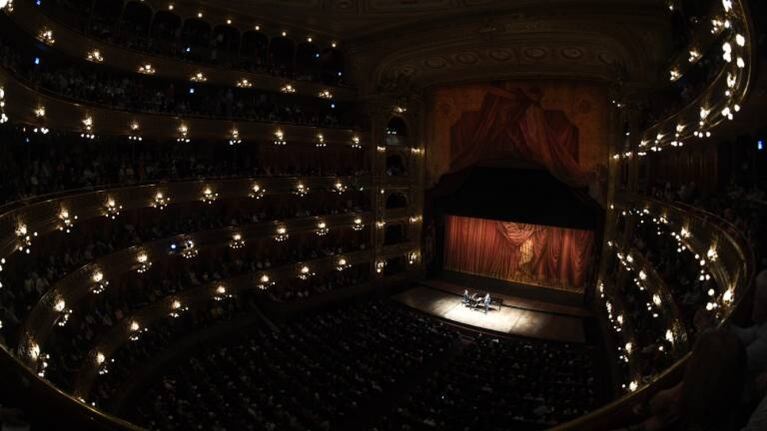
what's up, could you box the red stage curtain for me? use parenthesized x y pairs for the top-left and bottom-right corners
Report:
(444, 215), (594, 292)
(449, 87), (592, 187)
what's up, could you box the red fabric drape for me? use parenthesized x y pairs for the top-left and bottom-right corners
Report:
(449, 87), (593, 187)
(444, 215), (594, 292)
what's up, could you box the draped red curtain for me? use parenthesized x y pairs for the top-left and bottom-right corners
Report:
(444, 215), (594, 292)
(449, 87), (593, 187)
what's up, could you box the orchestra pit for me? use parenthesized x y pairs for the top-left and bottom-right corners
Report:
(1, 0), (767, 430)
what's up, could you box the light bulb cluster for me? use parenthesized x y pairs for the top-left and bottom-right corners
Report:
(152, 191), (170, 210)
(293, 182), (309, 197)
(90, 270), (109, 294)
(229, 128), (242, 145)
(53, 298), (73, 327)
(57, 209), (77, 234)
(315, 221), (329, 236)
(128, 121), (142, 141)
(280, 84), (296, 94)
(37, 28), (55, 45)
(104, 198), (122, 219)
(0, 87), (7, 124)
(257, 273), (274, 290)
(95, 352), (113, 375)
(351, 136), (362, 149)
(168, 299), (189, 318)
(297, 264), (315, 280)
(177, 123), (190, 143)
(229, 233), (245, 249)
(136, 252), (152, 273)
(86, 49), (104, 63)
(15, 223), (38, 254)
(336, 257), (351, 272)
(180, 239), (198, 259)
(81, 116), (95, 140)
(138, 63), (156, 75)
(201, 187), (218, 204)
(213, 284), (234, 301)
(274, 226), (289, 242)
(352, 217), (365, 231)
(128, 320), (148, 341)
(375, 260), (387, 274)
(315, 133), (326, 148)
(273, 130), (287, 146)
(248, 183), (266, 199)
(190, 72), (207, 82)
(332, 181), (347, 194)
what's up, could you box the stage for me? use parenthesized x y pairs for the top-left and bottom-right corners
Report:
(394, 281), (589, 343)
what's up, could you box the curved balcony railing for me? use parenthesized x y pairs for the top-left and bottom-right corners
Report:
(556, 193), (756, 430)
(7, 1), (355, 99)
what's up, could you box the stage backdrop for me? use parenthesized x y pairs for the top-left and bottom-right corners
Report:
(426, 81), (609, 199)
(444, 215), (595, 292)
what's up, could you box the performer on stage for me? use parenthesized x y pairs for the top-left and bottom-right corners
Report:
(483, 293), (491, 314)
(463, 289), (470, 307)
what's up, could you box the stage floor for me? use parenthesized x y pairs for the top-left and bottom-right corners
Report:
(394, 285), (586, 343)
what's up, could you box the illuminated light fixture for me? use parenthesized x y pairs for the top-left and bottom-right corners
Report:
(274, 226), (289, 242)
(152, 191), (169, 210)
(280, 84), (296, 94)
(86, 49), (103, 63)
(57, 209), (77, 233)
(653, 294), (662, 307)
(375, 260), (386, 274)
(315, 221), (329, 236)
(16, 223), (37, 254)
(408, 251), (419, 265)
(257, 274), (274, 290)
(377, 145), (386, 153)
(638, 270), (647, 281)
(721, 106), (734, 120)
(34, 106), (45, 118)
(177, 123), (190, 143)
(138, 63), (156, 75)
(201, 186), (218, 204)
(409, 215), (422, 224)
(102, 198), (121, 220)
(236, 78), (253, 88)
(624, 342), (633, 354)
(628, 381), (639, 392)
(248, 183), (265, 199)
(197, 11), (203, 18)
(376, 220), (386, 229)
(669, 68), (681, 82)
(688, 49), (701, 63)
(136, 252), (152, 273)
(0, 0), (13, 11)
(316, 133), (326, 148)
(229, 128), (242, 145)
(273, 129), (287, 146)
(167, 3), (174, 11)
(297, 265), (315, 280)
(351, 135), (362, 149)
(336, 257), (351, 272)
(129, 121), (142, 141)
(81, 115), (95, 140)
(190, 71), (207, 82)
(736, 34), (746, 47)
(229, 233), (245, 249)
(254, 25), (261, 31)
(411, 147), (424, 155)
(53, 298), (72, 327)
(293, 182), (309, 197)
(680, 227), (691, 238)
(722, 0), (732, 12)
(394, 106), (407, 114)
(33, 349), (51, 377)
(95, 352), (112, 375)
(333, 181), (347, 194)
(331, 41), (338, 48)
(169, 299), (189, 318)
(722, 42), (732, 63)
(306, 36), (313, 42)
(708, 288), (716, 297)
(0, 87), (7, 124)
(37, 28), (55, 45)
(281, 31), (287, 37)
(213, 284), (232, 301)
(90, 270), (109, 294)
(723, 288), (734, 304)
(318, 89), (333, 99)
(181, 239), (198, 259)
(736, 57), (745, 68)
(226, 19), (232, 25)
(352, 217), (365, 231)
(128, 320), (147, 341)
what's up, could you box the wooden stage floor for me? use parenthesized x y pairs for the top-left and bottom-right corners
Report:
(393, 284), (588, 343)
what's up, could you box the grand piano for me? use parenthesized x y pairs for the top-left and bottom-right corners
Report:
(463, 292), (503, 311)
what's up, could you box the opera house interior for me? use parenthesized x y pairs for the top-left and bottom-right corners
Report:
(0, 0), (766, 430)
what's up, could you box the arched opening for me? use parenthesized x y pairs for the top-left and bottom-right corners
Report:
(320, 47), (344, 85)
(151, 10), (181, 42)
(295, 42), (321, 81)
(90, 0), (123, 38)
(122, 1), (152, 37)
(270, 36), (295, 76)
(385, 192), (408, 210)
(181, 18), (212, 50)
(385, 154), (407, 176)
(384, 223), (407, 245)
(241, 31), (269, 67)
(385, 117), (408, 146)
(212, 25), (241, 65)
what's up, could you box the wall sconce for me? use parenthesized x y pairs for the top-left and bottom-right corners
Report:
(34, 106), (46, 118)
(190, 72), (207, 82)
(351, 136), (362, 149)
(249, 183), (265, 199)
(293, 182), (309, 197)
(37, 28), (55, 45)
(181, 240), (198, 259)
(274, 226), (289, 242)
(230, 233), (245, 249)
(337, 257), (351, 272)
(90, 270), (109, 294)
(273, 129), (287, 146)
(129, 121), (142, 141)
(168, 299), (189, 318)
(201, 187), (218, 204)
(375, 260), (386, 274)
(229, 128), (242, 145)
(316, 133), (326, 148)
(138, 63), (156, 75)
(297, 265), (315, 280)
(318, 89), (333, 99)
(333, 181), (347, 194)
(280, 84), (296, 94)
(177, 123), (190, 143)
(53, 298), (73, 327)
(129, 320), (148, 341)
(213, 284), (233, 301)
(236, 78), (252, 88)
(316, 221), (329, 236)
(376, 220), (386, 229)
(257, 274), (274, 290)
(352, 217), (365, 231)
(81, 115), (95, 140)
(16, 223), (37, 254)
(152, 191), (169, 210)
(104, 198), (122, 219)
(408, 251), (419, 265)
(136, 252), (152, 273)
(58, 209), (77, 233)
(96, 352), (113, 375)
(86, 49), (104, 63)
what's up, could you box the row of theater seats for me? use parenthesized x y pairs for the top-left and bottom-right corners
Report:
(0, 127), (373, 206)
(116, 301), (599, 431)
(0, 25), (353, 128)
(39, 0), (346, 86)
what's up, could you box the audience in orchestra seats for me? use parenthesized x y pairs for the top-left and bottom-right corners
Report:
(0, 128), (369, 206)
(125, 301), (457, 430)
